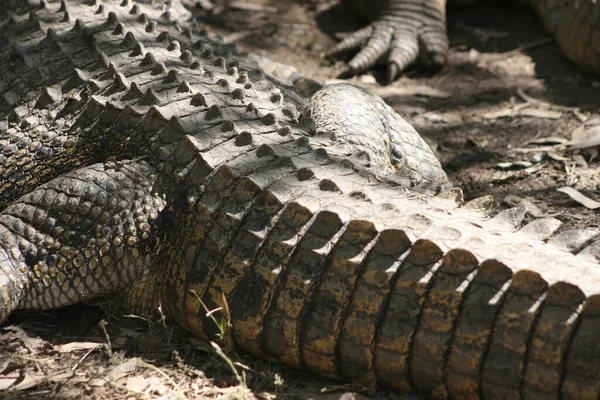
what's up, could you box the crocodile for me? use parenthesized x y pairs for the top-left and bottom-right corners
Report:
(327, 0), (600, 81)
(1, 1), (600, 399)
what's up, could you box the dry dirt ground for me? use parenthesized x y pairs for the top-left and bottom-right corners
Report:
(2, 1), (600, 399)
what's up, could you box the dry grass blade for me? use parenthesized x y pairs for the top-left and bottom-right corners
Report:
(210, 341), (247, 389)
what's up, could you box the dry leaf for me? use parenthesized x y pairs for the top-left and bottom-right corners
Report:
(518, 108), (562, 119)
(496, 161), (533, 170)
(4, 326), (44, 352)
(0, 374), (20, 391)
(13, 371), (74, 390)
(91, 358), (141, 387)
(524, 136), (569, 146)
(149, 378), (169, 395)
(125, 375), (150, 392)
(106, 358), (140, 382)
(569, 129), (600, 149)
(557, 187), (600, 209)
(55, 341), (103, 353)
(406, 85), (451, 99)
(571, 154), (589, 168)
(0, 363), (24, 391)
(483, 107), (562, 120)
(570, 124), (586, 141)
(569, 119), (600, 149)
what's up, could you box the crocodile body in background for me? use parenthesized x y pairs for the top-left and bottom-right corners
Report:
(328, 0), (600, 81)
(1, 1), (600, 399)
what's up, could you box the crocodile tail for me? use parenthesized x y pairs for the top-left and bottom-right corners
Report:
(227, 218), (599, 398)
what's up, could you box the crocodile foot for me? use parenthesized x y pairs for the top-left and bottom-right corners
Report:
(327, 0), (600, 81)
(325, 0), (449, 83)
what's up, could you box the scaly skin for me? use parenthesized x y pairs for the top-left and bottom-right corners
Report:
(329, 0), (600, 81)
(1, 2), (600, 399)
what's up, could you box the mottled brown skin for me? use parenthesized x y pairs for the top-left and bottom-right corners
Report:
(330, 0), (600, 81)
(1, 2), (600, 399)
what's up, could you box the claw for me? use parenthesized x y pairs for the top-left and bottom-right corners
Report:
(428, 52), (447, 70)
(387, 62), (400, 84)
(325, 25), (374, 59)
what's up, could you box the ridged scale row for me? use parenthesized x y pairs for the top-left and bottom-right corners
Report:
(0, 0), (299, 209)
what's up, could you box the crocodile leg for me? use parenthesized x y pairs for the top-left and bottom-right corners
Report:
(328, 0), (600, 81)
(0, 160), (165, 322)
(326, 0), (448, 82)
